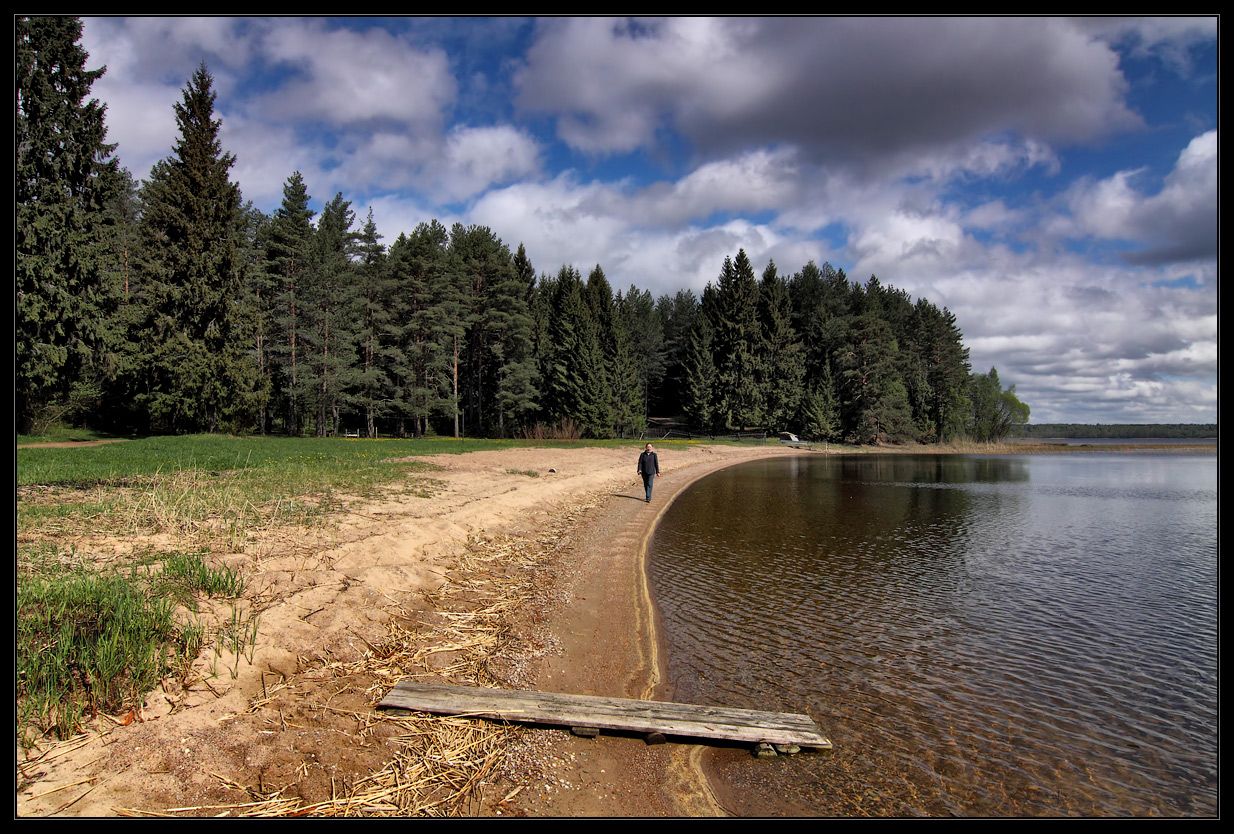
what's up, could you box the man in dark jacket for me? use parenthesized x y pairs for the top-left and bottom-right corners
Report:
(637, 443), (660, 503)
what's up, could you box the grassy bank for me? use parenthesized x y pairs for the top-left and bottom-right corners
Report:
(16, 434), (445, 742)
(15, 433), (687, 744)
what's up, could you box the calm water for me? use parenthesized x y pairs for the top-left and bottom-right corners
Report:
(648, 454), (1217, 817)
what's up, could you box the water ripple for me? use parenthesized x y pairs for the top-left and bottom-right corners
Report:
(650, 454), (1217, 817)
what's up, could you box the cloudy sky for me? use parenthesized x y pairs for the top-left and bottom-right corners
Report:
(79, 17), (1218, 425)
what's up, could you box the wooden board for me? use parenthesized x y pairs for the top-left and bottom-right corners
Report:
(378, 680), (831, 750)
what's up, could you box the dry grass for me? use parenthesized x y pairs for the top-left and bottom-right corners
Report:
(112, 494), (602, 818)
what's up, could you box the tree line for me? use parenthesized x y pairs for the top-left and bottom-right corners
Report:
(1022, 424), (1217, 440)
(17, 19), (1028, 443)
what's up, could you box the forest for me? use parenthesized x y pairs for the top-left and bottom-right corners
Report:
(17, 18), (1027, 444)
(1022, 424), (1217, 440)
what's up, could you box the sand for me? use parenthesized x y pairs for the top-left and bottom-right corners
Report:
(16, 442), (805, 818)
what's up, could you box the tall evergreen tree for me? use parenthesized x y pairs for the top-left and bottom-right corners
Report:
(617, 286), (664, 428)
(387, 221), (461, 436)
(16, 16), (120, 433)
(451, 225), (531, 437)
(351, 209), (394, 437)
(683, 285), (720, 433)
(489, 245), (540, 437)
(757, 260), (804, 432)
(235, 202), (272, 432)
(129, 63), (249, 433)
(543, 266), (611, 436)
(654, 289), (698, 415)
(907, 299), (971, 442)
(711, 250), (766, 429)
(265, 172), (316, 435)
(834, 313), (912, 444)
(303, 192), (359, 436)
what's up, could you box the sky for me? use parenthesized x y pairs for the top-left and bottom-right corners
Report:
(78, 16), (1218, 425)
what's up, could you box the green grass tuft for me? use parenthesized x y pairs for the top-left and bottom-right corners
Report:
(16, 570), (195, 741)
(162, 551), (245, 598)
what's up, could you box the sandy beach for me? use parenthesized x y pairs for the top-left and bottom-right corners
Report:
(17, 442), (804, 817)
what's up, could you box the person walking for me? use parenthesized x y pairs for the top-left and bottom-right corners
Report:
(637, 443), (660, 503)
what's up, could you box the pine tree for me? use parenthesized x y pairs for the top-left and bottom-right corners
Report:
(683, 284), (724, 433)
(266, 172), (316, 435)
(654, 289), (698, 416)
(711, 250), (765, 430)
(351, 209), (394, 437)
(303, 193), (359, 436)
(130, 63), (249, 433)
(757, 260), (804, 432)
(16, 16), (120, 433)
(617, 286), (664, 429)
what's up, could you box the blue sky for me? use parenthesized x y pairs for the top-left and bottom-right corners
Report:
(80, 17), (1218, 425)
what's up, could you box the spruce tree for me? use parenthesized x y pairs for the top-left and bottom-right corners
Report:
(654, 289), (698, 416)
(303, 193), (359, 436)
(711, 250), (765, 430)
(757, 260), (804, 433)
(489, 246), (540, 438)
(684, 285), (720, 433)
(543, 266), (611, 437)
(266, 172), (316, 435)
(351, 209), (395, 437)
(617, 286), (664, 430)
(235, 202), (272, 432)
(16, 16), (120, 433)
(834, 313), (911, 444)
(131, 63), (249, 433)
(909, 299), (971, 442)
(451, 225), (530, 436)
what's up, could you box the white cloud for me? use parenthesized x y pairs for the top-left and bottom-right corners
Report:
(1068, 130), (1218, 264)
(256, 20), (455, 129)
(469, 174), (795, 297)
(438, 125), (542, 202)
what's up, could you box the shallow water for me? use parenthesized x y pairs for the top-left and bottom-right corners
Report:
(648, 454), (1218, 817)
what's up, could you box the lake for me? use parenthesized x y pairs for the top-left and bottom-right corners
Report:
(647, 453), (1217, 817)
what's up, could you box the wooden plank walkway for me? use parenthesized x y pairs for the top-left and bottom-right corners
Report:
(378, 681), (831, 750)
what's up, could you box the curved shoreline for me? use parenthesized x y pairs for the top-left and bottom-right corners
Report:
(505, 444), (808, 817)
(19, 441), (1211, 817)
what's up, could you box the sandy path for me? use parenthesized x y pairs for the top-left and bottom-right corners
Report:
(492, 443), (808, 817)
(16, 442), (805, 817)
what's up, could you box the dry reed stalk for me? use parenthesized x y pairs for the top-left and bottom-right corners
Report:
(204, 495), (603, 817)
(114, 488), (607, 818)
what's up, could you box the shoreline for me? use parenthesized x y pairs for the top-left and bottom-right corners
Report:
(490, 440), (1218, 817)
(17, 442), (802, 818)
(491, 444), (807, 817)
(17, 441), (1215, 817)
